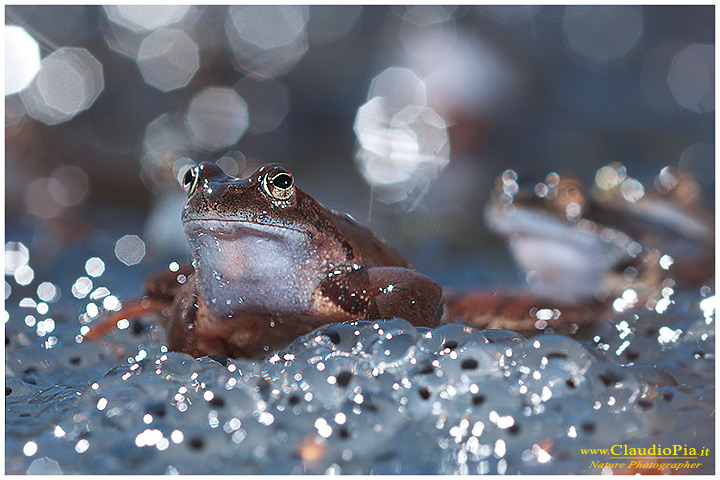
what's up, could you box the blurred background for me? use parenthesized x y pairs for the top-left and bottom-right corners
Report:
(5, 5), (715, 295)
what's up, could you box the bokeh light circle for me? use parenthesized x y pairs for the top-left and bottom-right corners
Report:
(354, 67), (450, 209)
(225, 5), (309, 79)
(137, 29), (200, 92)
(115, 235), (146, 266)
(667, 44), (714, 114)
(186, 87), (249, 150)
(20, 47), (104, 125)
(5, 25), (41, 95)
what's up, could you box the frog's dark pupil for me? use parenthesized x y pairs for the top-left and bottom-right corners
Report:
(272, 173), (292, 189)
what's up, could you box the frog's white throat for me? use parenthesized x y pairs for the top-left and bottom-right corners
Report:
(185, 222), (319, 318)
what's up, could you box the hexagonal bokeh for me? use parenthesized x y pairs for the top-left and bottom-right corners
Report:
(225, 5), (309, 79)
(24, 177), (65, 219)
(368, 67), (427, 113)
(354, 67), (450, 209)
(399, 6), (457, 61)
(667, 44), (714, 114)
(114, 234), (146, 266)
(5, 25), (41, 95)
(357, 104), (449, 186)
(186, 87), (249, 150)
(48, 165), (90, 207)
(99, 13), (145, 59)
(354, 97), (390, 153)
(563, 5), (643, 64)
(104, 5), (190, 32)
(137, 29), (200, 92)
(234, 77), (289, 134)
(20, 47), (104, 125)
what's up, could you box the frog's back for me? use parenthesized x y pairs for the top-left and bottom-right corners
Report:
(329, 209), (413, 269)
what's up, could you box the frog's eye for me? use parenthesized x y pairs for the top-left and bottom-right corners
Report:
(263, 169), (295, 201)
(182, 166), (199, 195)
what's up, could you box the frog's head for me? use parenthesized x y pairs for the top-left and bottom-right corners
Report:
(181, 162), (301, 228)
(179, 162), (348, 318)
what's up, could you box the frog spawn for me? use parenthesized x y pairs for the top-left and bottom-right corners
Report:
(5, 291), (714, 474)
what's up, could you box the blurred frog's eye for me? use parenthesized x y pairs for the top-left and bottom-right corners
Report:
(263, 168), (295, 201)
(181, 166), (199, 195)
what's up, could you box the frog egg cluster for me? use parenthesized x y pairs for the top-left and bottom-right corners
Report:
(5, 243), (715, 474)
(6, 285), (714, 474)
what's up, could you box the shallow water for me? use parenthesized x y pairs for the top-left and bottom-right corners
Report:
(5, 238), (715, 475)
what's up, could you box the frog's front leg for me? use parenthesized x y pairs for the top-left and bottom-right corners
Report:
(319, 267), (444, 328)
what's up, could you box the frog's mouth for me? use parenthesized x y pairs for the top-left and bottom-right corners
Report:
(182, 217), (311, 238)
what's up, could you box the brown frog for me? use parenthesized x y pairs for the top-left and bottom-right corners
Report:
(90, 162), (446, 358)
